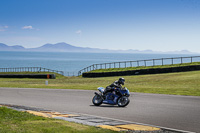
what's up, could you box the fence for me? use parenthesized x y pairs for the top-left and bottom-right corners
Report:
(0, 67), (64, 76)
(65, 72), (78, 77)
(78, 56), (200, 76)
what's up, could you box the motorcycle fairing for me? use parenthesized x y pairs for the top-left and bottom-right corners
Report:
(103, 93), (119, 105)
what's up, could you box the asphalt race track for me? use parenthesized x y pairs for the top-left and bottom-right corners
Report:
(0, 88), (199, 132)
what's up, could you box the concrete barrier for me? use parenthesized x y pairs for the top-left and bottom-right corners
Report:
(82, 65), (200, 78)
(0, 74), (56, 79)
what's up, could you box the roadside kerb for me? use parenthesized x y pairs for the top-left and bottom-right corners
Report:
(24, 111), (161, 132)
(0, 104), (195, 133)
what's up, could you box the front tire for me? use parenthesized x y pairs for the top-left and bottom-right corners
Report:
(117, 96), (130, 107)
(92, 94), (103, 106)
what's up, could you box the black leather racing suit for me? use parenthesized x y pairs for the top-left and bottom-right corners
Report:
(103, 80), (122, 95)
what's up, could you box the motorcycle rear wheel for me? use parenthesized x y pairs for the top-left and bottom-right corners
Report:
(117, 96), (130, 107)
(92, 94), (103, 106)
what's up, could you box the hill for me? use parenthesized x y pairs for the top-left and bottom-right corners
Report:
(0, 43), (25, 51)
(0, 42), (197, 54)
(30, 42), (110, 52)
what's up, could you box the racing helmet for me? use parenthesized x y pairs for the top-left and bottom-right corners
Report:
(118, 77), (125, 85)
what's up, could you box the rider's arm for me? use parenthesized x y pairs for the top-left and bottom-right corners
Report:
(112, 82), (122, 88)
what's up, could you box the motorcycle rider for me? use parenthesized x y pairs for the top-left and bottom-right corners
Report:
(103, 77), (125, 96)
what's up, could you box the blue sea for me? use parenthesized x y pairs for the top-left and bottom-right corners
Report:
(0, 51), (199, 76)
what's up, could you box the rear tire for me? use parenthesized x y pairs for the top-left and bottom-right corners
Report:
(92, 94), (103, 106)
(117, 96), (130, 107)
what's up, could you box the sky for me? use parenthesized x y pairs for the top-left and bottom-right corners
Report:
(0, 0), (200, 52)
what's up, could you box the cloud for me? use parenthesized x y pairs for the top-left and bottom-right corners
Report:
(76, 30), (82, 34)
(0, 25), (8, 31)
(22, 25), (34, 30)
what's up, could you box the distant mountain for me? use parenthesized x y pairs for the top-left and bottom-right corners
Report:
(0, 43), (25, 51)
(0, 42), (197, 54)
(165, 50), (193, 54)
(30, 42), (112, 53)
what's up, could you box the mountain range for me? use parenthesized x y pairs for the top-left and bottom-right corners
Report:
(0, 42), (196, 54)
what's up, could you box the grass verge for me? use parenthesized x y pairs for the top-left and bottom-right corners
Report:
(0, 106), (117, 133)
(0, 70), (200, 96)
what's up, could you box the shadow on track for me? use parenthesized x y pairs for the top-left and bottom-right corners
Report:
(90, 105), (127, 108)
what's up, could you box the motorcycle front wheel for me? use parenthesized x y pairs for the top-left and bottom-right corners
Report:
(92, 94), (103, 106)
(117, 96), (130, 107)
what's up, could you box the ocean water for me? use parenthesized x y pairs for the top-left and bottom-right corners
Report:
(0, 51), (199, 76)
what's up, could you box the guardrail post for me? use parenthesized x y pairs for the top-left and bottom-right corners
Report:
(172, 58), (173, 65)
(181, 57), (183, 64)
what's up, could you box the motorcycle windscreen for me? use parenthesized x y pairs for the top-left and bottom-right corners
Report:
(97, 87), (105, 93)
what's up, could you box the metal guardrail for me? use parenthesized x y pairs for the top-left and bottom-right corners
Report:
(65, 72), (78, 77)
(78, 56), (200, 76)
(0, 67), (64, 76)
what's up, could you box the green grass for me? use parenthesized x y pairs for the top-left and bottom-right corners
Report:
(0, 70), (200, 96)
(0, 106), (118, 133)
(87, 62), (200, 73)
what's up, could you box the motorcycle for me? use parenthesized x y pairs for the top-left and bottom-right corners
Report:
(92, 87), (130, 107)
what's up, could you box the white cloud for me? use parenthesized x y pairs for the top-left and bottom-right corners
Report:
(0, 25), (8, 31)
(22, 25), (34, 30)
(76, 30), (82, 34)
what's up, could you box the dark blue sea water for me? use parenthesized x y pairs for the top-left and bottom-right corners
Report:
(0, 51), (199, 76)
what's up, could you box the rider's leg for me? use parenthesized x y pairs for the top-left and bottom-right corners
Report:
(103, 86), (111, 95)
